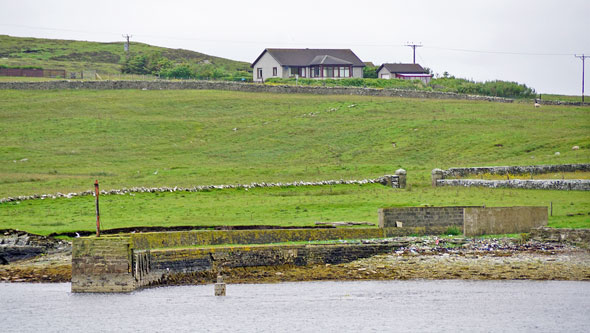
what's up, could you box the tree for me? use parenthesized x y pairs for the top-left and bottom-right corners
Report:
(363, 66), (378, 78)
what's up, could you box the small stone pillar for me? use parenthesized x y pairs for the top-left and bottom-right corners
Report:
(214, 275), (226, 296)
(431, 168), (444, 187)
(395, 169), (407, 189)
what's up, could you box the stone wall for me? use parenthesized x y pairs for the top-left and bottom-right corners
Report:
(0, 173), (404, 204)
(463, 207), (548, 237)
(71, 237), (135, 293)
(442, 164), (590, 178)
(432, 164), (590, 191)
(71, 226), (453, 292)
(130, 228), (386, 250)
(0, 80), (514, 103)
(378, 206), (482, 228)
(530, 227), (590, 244)
(436, 179), (590, 191)
(134, 243), (401, 288)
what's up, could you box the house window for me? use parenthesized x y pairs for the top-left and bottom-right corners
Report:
(257, 68), (263, 79)
(300, 68), (306, 77)
(272, 67), (277, 76)
(339, 66), (350, 77)
(290, 67), (298, 76)
(310, 67), (320, 78)
(323, 66), (334, 78)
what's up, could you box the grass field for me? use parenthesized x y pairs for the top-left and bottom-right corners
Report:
(0, 89), (589, 234)
(0, 35), (249, 75)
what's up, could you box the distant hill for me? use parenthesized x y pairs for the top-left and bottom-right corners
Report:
(0, 35), (250, 75)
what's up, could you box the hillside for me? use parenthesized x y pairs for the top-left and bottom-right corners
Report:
(0, 35), (250, 75)
(0, 89), (588, 234)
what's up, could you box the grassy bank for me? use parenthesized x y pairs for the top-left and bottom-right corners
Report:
(0, 89), (588, 234)
(1, 184), (588, 235)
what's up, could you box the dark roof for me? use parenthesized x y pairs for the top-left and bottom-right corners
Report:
(378, 63), (427, 74)
(251, 48), (365, 68)
(309, 55), (352, 66)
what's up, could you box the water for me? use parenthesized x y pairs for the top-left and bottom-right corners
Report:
(1, 280), (589, 332)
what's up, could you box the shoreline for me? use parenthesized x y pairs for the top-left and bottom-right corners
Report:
(2, 238), (589, 284)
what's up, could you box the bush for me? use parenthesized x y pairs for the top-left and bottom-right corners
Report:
(444, 226), (462, 236)
(160, 64), (195, 79)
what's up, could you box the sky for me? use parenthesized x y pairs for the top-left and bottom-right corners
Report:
(1, 0), (589, 95)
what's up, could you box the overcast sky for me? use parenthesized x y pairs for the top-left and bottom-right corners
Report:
(1, 0), (589, 95)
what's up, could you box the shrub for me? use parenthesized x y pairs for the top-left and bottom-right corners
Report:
(444, 226), (462, 236)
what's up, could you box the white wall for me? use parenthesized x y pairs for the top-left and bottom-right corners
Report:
(252, 52), (282, 82)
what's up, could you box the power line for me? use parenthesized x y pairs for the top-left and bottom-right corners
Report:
(122, 34), (132, 58)
(575, 54), (588, 103)
(426, 45), (574, 57)
(1, 23), (586, 57)
(405, 42), (422, 64)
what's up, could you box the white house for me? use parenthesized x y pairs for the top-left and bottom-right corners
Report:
(251, 48), (365, 82)
(377, 63), (433, 84)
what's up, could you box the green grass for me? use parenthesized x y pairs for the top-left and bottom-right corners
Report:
(1, 184), (588, 235)
(0, 89), (588, 235)
(0, 35), (250, 75)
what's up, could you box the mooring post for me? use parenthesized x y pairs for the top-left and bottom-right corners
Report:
(215, 275), (226, 296)
(94, 180), (100, 237)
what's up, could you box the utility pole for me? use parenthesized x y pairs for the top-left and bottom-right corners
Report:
(122, 34), (132, 58)
(575, 54), (587, 104)
(405, 42), (422, 64)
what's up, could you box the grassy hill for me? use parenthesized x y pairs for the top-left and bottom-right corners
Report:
(0, 89), (589, 234)
(0, 35), (250, 75)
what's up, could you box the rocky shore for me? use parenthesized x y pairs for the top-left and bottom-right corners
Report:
(2, 235), (589, 284)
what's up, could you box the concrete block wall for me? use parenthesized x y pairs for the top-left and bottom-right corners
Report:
(463, 207), (548, 236)
(378, 206), (482, 228)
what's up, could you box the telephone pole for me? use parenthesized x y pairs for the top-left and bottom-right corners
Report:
(405, 42), (422, 64)
(575, 54), (587, 104)
(122, 34), (132, 58)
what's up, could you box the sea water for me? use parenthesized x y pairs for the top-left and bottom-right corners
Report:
(1, 280), (589, 332)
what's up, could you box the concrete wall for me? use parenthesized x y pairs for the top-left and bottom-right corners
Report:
(0, 80), (514, 103)
(463, 207), (547, 237)
(378, 206), (482, 228)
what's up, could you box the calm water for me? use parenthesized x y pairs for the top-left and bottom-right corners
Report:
(1, 280), (589, 332)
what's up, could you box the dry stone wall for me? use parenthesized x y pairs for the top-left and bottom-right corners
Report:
(0, 173), (403, 204)
(436, 179), (590, 191)
(0, 80), (514, 102)
(442, 164), (590, 178)
(432, 164), (590, 191)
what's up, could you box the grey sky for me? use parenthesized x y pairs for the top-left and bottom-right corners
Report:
(1, 0), (589, 95)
